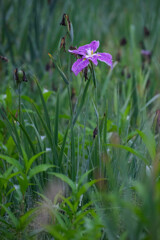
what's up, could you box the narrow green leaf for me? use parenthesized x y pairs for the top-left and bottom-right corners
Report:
(71, 126), (76, 181)
(58, 127), (69, 167)
(78, 169), (94, 186)
(29, 164), (55, 179)
(77, 178), (104, 199)
(54, 91), (59, 147)
(34, 77), (52, 132)
(26, 151), (46, 174)
(0, 204), (19, 227)
(9, 112), (36, 155)
(72, 77), (90, 125)
(0, 154), (23, 171)
(31, 100), (58, 163)
(107, 144), (148, 164)
(48, 54), (69, 84)
(49, 172), (76, 192)
(137, 129), (156, 161)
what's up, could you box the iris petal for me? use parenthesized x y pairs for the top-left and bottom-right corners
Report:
(97, 53), (113, 68)
(78, 40), (100, 53)
(88, 55), (98, 66)
(68, 49), (86, 56)
(71, 58), (90, 76)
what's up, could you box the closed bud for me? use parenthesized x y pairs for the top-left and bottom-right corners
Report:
(14, 68), (27, 84)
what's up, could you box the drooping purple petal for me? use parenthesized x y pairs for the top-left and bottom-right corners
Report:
(88, 55), (98, 66)
(97, 53), (113, 68)
(71, 58), (90, 76)
(68, 49), (86, 56)
(77, 40), (100, 53)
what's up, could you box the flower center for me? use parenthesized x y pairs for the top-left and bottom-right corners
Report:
(86, 49), (94, 58)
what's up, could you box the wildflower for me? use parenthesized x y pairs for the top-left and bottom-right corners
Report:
(68, 40), (113, 76)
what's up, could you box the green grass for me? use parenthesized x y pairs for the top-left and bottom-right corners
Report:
(0, 0), (160, 239)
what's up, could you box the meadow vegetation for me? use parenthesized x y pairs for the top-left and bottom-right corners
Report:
(0, 0), (160, 239)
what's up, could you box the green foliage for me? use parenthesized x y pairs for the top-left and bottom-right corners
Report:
(1, 0), (160, 239)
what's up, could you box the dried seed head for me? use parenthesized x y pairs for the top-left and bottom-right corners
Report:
(60, 37), (66, 51)
(71, 87), (76, 100)
(60, 13), (71, 31)
(69, 46), (77, 51)
(45, 61), (55, 72)
(120, 38), (127, 46)
(116, 50), (121, 62)
(144, 26), (150, 37)
(0, 55), (8, 62)
(83, 66), (88, 81)
(156, 110), (160, 128)
(93, 126), (98, 139)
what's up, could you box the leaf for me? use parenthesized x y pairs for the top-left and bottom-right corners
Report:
(28, 164), (55, 179)
(0, 204), (19, 228)
(58, 127), (69, 167)
(34, 77), (52, 132)
(26, 151), (46, 174)
(77, 179), (104, 199)
(18, 209), (36, 230)
(48, 54), (69, 84)
(137, 129), (156, 161)
(107, 144), (148, 164)
(78, 169), (94, 186)
(0, 154), (23, 171)
(49, 172), (76, 192)
(72, 77), (90, 125)
(31, 100), (58, 164)
(54, 90), (59, 147)
(9, 112), (36, 155)
(43, 90), (53, 102)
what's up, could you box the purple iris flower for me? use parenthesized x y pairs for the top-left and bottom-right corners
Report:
(68, 40), (113, 76)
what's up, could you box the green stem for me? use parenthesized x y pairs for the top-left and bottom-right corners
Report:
(18, 83), (21, 123)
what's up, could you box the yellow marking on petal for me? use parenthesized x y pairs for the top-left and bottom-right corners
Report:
(83, 58), (86, 61)
(91, 50), (93, 54)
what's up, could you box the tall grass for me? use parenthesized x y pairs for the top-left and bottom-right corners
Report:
(0, 0), (160, 239)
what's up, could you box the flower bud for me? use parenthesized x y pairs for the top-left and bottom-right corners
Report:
(14, 68), (27, 84)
